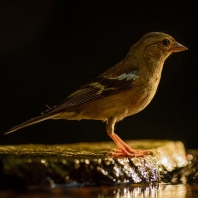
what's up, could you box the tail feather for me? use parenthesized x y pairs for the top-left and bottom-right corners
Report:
(4, 113), (59, 135)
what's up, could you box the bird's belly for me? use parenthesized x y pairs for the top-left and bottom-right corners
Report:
(58, 81), (160, 122)
(127, 81), (159, 116)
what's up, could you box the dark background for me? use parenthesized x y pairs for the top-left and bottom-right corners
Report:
(0, 1), (197, 149)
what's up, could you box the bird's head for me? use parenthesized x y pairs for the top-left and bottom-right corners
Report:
(133, 32), (188, 61)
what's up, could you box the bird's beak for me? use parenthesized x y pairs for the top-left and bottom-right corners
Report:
(170, 42), (188, 52)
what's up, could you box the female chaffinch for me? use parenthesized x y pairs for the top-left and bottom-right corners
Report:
(5, 32), (188, 157)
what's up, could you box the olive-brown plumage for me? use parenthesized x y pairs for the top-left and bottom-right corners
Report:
(5, 32), (188, 157)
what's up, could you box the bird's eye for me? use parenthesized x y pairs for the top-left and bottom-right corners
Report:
(162, 39), (170, 46)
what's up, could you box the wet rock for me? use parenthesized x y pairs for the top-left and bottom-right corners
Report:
(0, 140), (187, 188)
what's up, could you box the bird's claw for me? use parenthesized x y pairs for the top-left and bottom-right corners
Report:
(107, 148), (152, 158)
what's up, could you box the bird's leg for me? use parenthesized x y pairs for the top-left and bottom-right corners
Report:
(106, 117), (150, 157)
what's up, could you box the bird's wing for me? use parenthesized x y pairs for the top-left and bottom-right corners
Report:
(44, 70), (140, 114)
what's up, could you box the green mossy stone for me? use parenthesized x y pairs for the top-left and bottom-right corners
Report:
(0, 140), (187, 189)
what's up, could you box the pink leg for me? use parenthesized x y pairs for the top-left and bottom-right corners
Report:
(108, 133), (151, 157)
(106, 117), (151, 157)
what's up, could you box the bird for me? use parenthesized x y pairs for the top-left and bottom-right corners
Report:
(5, 32), (188, 157)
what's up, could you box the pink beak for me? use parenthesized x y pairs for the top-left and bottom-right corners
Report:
(170, 42), (188, 52)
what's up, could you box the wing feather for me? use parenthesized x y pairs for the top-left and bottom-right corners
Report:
(44, 70), (139, 114)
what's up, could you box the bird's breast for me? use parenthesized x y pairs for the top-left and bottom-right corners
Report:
(125, 73), (161, 117)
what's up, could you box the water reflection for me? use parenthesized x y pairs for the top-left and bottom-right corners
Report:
(96, 184), (187, 198)
(1, 184), (198, 198)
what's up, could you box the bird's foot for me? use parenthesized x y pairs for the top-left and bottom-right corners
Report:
(108, 133), (152, 157)
(107, 148), (152, 158)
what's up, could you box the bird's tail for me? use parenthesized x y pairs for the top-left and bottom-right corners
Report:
(4, 113), (59, 135)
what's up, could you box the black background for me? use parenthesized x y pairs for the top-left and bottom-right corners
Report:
(0, 1), (197, 149)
